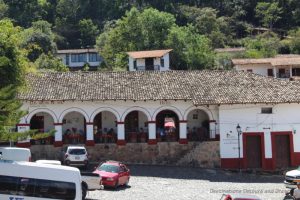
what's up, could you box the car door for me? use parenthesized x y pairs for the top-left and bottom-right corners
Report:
(120, 165), (129, 184)
(118, 166), (127, 184)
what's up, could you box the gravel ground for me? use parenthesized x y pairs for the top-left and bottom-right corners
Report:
(86, 165), (286, 200)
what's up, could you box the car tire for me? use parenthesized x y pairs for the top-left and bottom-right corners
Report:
(65, 160), (70, 166)
(114, 180), (119, 189)
(82, 183), (87, 200)
(125, 178), (129, 187)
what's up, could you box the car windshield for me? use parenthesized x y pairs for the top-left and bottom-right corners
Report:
(68, 149), (86, 155)
(98, 164), (120, 173)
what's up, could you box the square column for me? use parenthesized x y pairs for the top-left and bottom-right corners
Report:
(86, 123), (95, 146)
(179, 121), (188, 144)
(16, 124), (31, 147)
(117, 122), (126, 145)
(290, 66), (293, 78)
(54, 123), (63, 147)
(209, 120), (217, 139)
(273, 67), (277, 78)
(148, 121), (157, 145)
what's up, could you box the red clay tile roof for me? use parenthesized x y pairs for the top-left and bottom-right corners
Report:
(215, 47), (246, 53)
(232, 57), (300, 66)
(18, 71), (300, 105)
(127, 49), (172, 59)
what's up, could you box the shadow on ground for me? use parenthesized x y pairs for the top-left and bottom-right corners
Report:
(81, 163), (284, 184)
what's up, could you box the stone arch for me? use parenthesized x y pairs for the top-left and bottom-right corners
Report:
(121, 106), (151, 122)
(90, 107), (121, 122)
(58, 107), (89, 123)
(183, 106), (214, 121)
(26, 108), (58, 124)
(152, 106), (183, 121)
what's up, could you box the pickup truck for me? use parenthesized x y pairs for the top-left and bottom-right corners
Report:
(35, 160), (103, 199)
(285, 167), (300, 189)
(81, 172), (103, 199)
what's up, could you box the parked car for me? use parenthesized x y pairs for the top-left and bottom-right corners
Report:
(93, 160), (130, 188)
(220, 194), (262, 200)
(285, 167), (300, 189)
(61, 146), (89, 168)
(0, 147), (31, 161)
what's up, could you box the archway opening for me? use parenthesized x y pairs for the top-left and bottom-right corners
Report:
(124, 111), (148, 143)
(62, 111), (86, 144)
(187, 109), (210, 141)
(29, 112), (55, 145)
(93, 111), (117, 144)
(155, 110), (179, 142)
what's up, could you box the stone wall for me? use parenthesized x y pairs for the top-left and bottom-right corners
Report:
(29, 141), (220, 168)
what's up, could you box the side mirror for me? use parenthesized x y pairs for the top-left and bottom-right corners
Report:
(93, 166), (97, 171)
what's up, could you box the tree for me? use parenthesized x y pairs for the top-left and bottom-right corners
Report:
(96, 7), (176, 69)
(165, 25), (215, 70)
(78, 19), (99, 48)
(22, 20), (57, 62)
(255, 2), (283, 29)
(4, 0), (47, 27)
(178, 6), (232, 48)
(0, 0), (8, 19)
(0, 19), (30, 87)
(243, 32), (280, 58)
(34, 53), (68, 72)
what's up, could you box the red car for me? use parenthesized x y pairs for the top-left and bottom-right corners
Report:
(93, 160), (130, 188)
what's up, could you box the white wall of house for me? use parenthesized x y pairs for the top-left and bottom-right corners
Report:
(128, 53), (170, 71)
(101, 111), (117, 133)
(62, 112), (85, 135)
(219, 103), (300, 160)
(234, 64), (273, 76)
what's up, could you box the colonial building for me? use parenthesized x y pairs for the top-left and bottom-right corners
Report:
(127, 49), (172, 71)
(232, 55), (300, 79)
(17, 71), (300, 170)
(56, 49), (102, 71)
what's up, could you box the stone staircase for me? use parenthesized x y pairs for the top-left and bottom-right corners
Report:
(176, 141), (220, 168)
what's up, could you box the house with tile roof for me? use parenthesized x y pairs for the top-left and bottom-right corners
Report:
(232, 55), (300, 79)
(56, 49), (103, 71)
(127, 49), (172, 71)
(16, 70), (300, 170)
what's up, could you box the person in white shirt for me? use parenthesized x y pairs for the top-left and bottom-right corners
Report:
(293, 182), (300, 200)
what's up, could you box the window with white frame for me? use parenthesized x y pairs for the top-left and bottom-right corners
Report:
(71, 53), (87, 62)
(89, 53), (101, 62)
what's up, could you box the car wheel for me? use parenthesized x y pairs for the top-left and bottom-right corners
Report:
(82, 183), (87, 200)
(65, 160), (70, 166)
(114, 180), (119, 189)
(125, 178), (129, 187)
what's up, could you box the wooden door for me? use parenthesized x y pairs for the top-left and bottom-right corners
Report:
(245, 136), (262, 168)
(145, 58), (154, 70)
(275, 135), (290, 168)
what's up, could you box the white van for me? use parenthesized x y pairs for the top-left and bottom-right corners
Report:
(0, 147), (31, 161)
(0, 160), (82, 200)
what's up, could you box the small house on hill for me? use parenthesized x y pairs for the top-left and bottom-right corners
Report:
(127, 49), (172, 71)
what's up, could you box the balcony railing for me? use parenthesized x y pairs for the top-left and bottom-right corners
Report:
(135, 65), (161, 71)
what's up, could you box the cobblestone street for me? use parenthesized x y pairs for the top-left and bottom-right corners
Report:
(86, 165), (286, 200)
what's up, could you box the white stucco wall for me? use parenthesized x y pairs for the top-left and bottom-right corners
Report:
(219, 103), (300, 159)
(128, 53), (170, 71)
(234, 64), (273, 76)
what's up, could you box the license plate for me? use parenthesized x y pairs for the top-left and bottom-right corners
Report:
(75, 156), (80, 160)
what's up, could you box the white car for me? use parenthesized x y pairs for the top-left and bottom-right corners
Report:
(62, 146), (89, 168)
(0, 147), (31, 161)
(285, 167), (300, 189)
